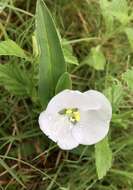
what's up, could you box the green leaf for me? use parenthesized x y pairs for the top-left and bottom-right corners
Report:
(0, 63), (34, 96)
(62, 39), (79, 65)
(0, 158), (26, 188)
(125, 28), (133, 50)
(100, 0), (129, 31)
(0, 1), (8, 12)
(100, 0), (114, 33)
(83, 46), (106, 70)
(36, 0), (66, 107)
(110, 0), (129, 25)
(122, 69), (133, 91)
(55, 72), (72, 94)
(95, 137), (112, 179)
(111, 0), (128, 15)
(0, 39), (28, 59)
(104, 80), (124, 112)
(32, 35), (39, 57)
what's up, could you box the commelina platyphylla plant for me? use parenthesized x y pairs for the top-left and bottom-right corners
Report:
(39, 90), (112, 150)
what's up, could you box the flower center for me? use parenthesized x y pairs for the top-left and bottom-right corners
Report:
(59, 108), (80, 124)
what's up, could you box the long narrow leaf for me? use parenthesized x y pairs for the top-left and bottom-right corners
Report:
(36, 0), (66, 107)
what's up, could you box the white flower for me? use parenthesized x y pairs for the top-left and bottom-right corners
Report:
(39, 90), (112, 150)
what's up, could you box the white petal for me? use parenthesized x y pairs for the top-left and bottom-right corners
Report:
(72, 110), (110, 145)
(46, 90), (100, 114)
(56, 122), (79, 150)
(39, 111), (79, 150)
(84, 90), (112, 121)
(39, 111), (59, 142)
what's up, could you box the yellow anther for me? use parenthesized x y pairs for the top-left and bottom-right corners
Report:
(73, 111), (80, 122)
(66, 109), (72, 115)
(61, 108), (80, 124)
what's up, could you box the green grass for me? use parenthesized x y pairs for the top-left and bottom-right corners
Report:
(0, 0), (133, 189)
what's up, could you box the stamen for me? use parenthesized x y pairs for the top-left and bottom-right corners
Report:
(66, 109), (72, 115)
(59, 108), (80, 124)
(73, 111), (80, 122)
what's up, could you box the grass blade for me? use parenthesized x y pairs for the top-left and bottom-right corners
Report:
(0, 158), (26, 188)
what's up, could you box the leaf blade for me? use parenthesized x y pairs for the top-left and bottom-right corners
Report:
(122, 69), (133, 91)
(55, 72), (72, 94)
(83, 46), (106, 70)
(0, 63), (34, 96)
(104, 80), (124, 112)
(36, 0), (66, 107)
(100, 0), (114, 33)
(95, 137), (112, 179)
(0, 39), (28, 59)
(62, 39), (79, 65)
(125, 28), (133, 50)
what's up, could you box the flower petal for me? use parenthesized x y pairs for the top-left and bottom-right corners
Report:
(46, 90), (100, 114)
(84, 90), (112, 121)
(39, 111), (79, 150)
(72, 110), (110, 145)
(56, 122), (79, 150)
(39, 111), (58, 142)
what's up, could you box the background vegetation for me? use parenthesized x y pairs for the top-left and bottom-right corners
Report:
(0, 0), (133, 189)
